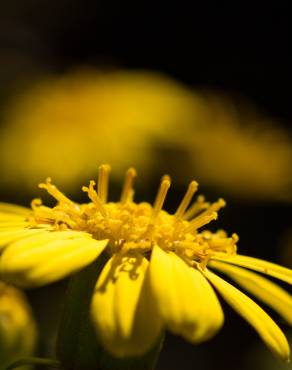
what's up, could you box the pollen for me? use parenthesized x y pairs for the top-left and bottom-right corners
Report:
(28, 165), (237, 265)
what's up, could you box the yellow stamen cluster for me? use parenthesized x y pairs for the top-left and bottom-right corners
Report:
(28, 165), (238, 265)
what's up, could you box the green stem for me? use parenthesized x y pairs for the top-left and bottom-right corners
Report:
(6, 357), (61, 369)
(56, 252), (108, 370)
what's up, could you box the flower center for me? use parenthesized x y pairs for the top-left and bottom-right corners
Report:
(27, 165), (238, 265)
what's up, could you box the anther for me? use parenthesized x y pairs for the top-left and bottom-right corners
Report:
(39, 178), (73, 204)
(189, 198), (226, 222)
(151, 177), (171, 223)
(232, 233), (239, 243)
(175, 180), (198, 219)
(31, 198), (42, 209)
(120, 167), (137, 204)
(98, 164), (111, 203)
(161, 174), (171, 184)
(208, 198), (226, 212)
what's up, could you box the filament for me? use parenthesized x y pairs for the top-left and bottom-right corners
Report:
(98, 164), (111, 203)
(183, 195), (210, 220)
(120, 167), (137, 204)
(39, 178), (73, 204)
(82, 180), (107, 217)
(151, 176), (171, 223)
(186, 212), (218, 233)
(175, 181), (198, 219)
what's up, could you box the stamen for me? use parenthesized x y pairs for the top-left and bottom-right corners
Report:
(82, 180), (107, 217)
(175, 181), (198, 219)
(39, 178), (73, 204)
(186, 212), (218, 232)
(31, 168), (235, 265)
(31, 198), (42, 209)
(232, 233), (239, 243)
(127, 189), (135, 202)
(120, 167), (137, 204)
(151, 176), (171, 223)
(206, 232), (239, 255)
(185, 198), (225, 232)
(206, 198), (226, 213)
(183, 195), (210, 220)
(98, 164), (111, 203)
(190, 198), (226, 222)
(161, 174), (171, 184)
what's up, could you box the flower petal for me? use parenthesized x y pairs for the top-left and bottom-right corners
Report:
(0, 230), (93, 259)
(0, 204), (36, 250)
(203, 268), (290, 361)
(91, 254), (162, 357)
(213, 254), (292, 285)
(149, 245), (224, 343)
(0, 213), (28, 222)
(0, 222), (30, 229)
(0, 230), (108, 287)
(0, 202), (31, 216)
(208, 260), (292, 325)
(0, 228), (46, 250)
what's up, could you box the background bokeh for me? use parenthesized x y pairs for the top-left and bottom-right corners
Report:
(0, 2), (291, 370)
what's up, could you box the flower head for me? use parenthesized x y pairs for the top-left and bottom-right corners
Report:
(185, 95), (292, 201)
(2, 71), (292, 202)
(0, 70), (197, 191)
(0, 165), (291, 360)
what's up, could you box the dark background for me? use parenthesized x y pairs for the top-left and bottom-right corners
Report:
(1, 1), (292, 124)
(0, 2), (291, 370)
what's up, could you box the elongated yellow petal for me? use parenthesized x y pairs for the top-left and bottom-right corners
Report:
(0, 202), (31, 215)
(213, 254), (292, 285)
(0, 222), (30, 229)
(91, 254), (162, 357)
(25, 239), (108, 286)
(0, 205), (31, 240)
(0, 231), (108, 287)
(149, 245), (224, 343)
(0, 230), (94, 259)
(209, 260), (292, 325)
(203, 268), (290, 361)
(0, 228), (46, 250)
(0, 213), (28, 222)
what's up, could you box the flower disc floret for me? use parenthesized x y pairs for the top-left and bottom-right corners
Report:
(28, 166), (233, 267)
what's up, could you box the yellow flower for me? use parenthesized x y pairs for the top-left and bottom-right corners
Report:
(0, 165), (291, 360)
(184, 95), (292, 201)
(0, 69), (197, 191)
(1, 69), (292, 202)
(0, 282), (37, 369)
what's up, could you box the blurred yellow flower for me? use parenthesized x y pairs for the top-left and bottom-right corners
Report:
(0, 165), (291, 360)
(184, 95), (292, 201)
(1, 69), (291, 201)
(0, 69), (197, 191)
(0, 281), (37, 369)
